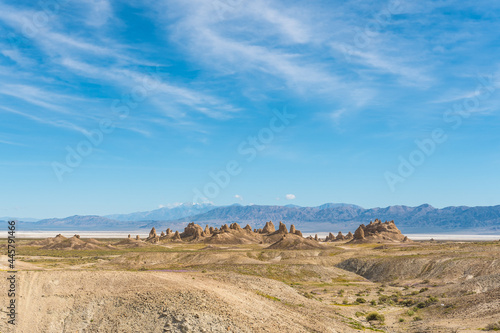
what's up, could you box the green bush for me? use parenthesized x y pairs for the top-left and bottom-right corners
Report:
(413, 316), (423, 321)
(378, 295), (389, 303)
(399, 318), (405, 322)
(401, 298), (416, 306)
(356, 297), (367, 304)
(366, 312), (385, 322)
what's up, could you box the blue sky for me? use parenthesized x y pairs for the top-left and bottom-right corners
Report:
(1, 0), (500, 218)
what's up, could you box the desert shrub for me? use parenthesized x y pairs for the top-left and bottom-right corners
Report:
(399, 318), (405, 322)
(401, 298), (416, 307)
(370, 300), (377, 306)
(428, 296), (439, 303)
(406, 310), (415, 316)
(413, 316), (423, 321)
(485, 321), (500, 331)
(342, 298), (348, 304)
(355, 311), (364, 317)
(416, 302), (426, 309)
(419, 288), (429, 293)
(356, 297), (367, 304)
(415, 297), (438, 309)
(366, 312), (385, 322)
(378, 295), (389, 303)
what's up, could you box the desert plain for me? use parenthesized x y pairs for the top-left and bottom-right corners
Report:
(1, 220), (499, 333)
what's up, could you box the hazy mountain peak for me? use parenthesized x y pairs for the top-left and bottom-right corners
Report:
(318, 203), (364, 210)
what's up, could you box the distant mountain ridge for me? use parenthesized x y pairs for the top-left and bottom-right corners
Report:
(146, 203), (500, 233)
(105, 203), (215, 221)
(12, 203), (500, 233)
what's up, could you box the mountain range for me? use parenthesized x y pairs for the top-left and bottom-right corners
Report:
(8, 203), (500, 234)
(105, 203), (215, 221)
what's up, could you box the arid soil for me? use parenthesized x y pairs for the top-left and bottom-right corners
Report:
(0, 223), (499, 332)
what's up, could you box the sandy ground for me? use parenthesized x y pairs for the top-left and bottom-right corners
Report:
(0, 270), (348, 333)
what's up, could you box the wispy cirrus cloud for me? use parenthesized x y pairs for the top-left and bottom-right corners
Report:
(0, 0), (240, 139)
(0, 105), (90, 135)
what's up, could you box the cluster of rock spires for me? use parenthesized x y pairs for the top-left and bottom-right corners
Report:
(137, 219), (409, 246)
(324, 231), (354, 242)
(33, 219), (410, 250)
(136, 221), (308, 248)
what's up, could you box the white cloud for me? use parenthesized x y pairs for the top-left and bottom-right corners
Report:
(0, 105), (89, 135)
(85, 0), (112, 27)
(60, 58), (239, 120)
(285, 194), (296, 200)
(1, 49), (36, 67)
(234, 194), (243, 201)
(159, 202), (186, 209)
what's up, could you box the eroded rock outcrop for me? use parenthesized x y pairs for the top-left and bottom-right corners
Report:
(354, 225), (365, 240)
(278, 221), (288, 234)
(262, 221), (275, 234)
(230, 223), (242, 231)
(172, 231), (181, 241)
(181, 223), (204, 240)
(146, 227), (160, 243)
(325, 232), (335, 242)
(350, 219), (409, 243)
